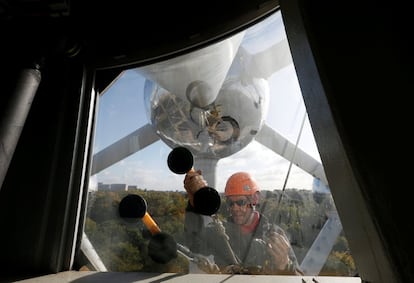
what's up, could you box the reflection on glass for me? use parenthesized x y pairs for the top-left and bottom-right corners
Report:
(84, 10), (357, 277)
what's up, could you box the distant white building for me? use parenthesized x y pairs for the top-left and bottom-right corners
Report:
(110, 183), (128, 191)
(97, 182), (127, 191)
(97, 182), (111, 191)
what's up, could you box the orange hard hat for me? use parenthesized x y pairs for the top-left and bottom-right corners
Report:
(224, 172), (259, 196)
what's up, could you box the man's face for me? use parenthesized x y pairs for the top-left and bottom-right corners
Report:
(226, 195), (253, 225)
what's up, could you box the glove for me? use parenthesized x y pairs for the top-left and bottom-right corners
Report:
(183, 170), (208, 207)
(194, 254), (221, 274)
(265, 230), (291, 271)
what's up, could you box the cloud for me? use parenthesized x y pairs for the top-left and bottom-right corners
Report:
(95, 135), (315, 193)
(215, 141), (314, 192)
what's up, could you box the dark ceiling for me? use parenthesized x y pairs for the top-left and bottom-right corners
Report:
(1, 0), (280, 70)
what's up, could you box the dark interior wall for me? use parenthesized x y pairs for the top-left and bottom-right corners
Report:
(0, 36), (90, 278)
(282, 0), (412, 282)
(1, 0), (412, 281)
(0, 1), (281, 279)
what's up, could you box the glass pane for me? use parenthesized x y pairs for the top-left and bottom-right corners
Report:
(84, 9), (357, 277)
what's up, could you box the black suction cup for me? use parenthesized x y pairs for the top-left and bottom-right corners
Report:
(167, 146), (221, 215)
(193, 186), (221, 216)
(118, 194), (178, 264)
(167, 146), (194, 174)
(119, 194), (147, 223)
(148, 232), (178, 264)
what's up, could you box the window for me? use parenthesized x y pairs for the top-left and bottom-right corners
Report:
(83, 10), (358, 279)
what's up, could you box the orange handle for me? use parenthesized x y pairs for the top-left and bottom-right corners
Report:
(142, 212), (161, 235)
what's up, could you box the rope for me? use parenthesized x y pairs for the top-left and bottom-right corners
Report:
(275, 111), (307, 214)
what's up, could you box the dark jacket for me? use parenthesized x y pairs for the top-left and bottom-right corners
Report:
(184, 203), (303, 274)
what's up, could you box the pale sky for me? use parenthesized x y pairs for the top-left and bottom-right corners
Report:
(90, 11), (325, 193)
(90, 64), (322, 193)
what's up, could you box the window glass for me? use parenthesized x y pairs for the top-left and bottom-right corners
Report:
(85, 10), (357, 277)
